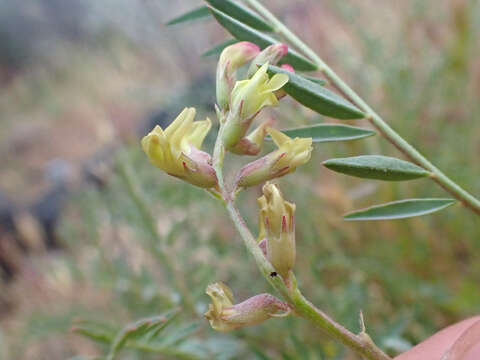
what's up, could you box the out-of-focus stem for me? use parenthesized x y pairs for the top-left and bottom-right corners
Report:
(117, 158), (195, 314)
(245, 0), (480, 216)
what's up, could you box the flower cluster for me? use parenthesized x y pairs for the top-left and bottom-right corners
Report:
(141, 41), (313, 332)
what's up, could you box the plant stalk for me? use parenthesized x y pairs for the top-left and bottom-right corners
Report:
(245, 0), (480, 216)
(212, 121), (391, 360)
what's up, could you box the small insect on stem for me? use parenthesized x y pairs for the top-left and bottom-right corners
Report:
(270, 271), (278, 277)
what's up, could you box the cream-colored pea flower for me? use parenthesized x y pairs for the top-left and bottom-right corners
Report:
(257, 183), (296, 279)
(141, 107), (217, 188)
(231, 62), (289, 121)
(222, 62), (289, 151)
(236, 127), (312, 188)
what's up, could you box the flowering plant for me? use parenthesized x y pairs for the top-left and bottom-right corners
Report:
(75, 2), (480, 360)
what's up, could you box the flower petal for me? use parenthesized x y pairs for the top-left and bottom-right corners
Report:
(169, 107), (196, 147)
(187, 118), (212, 149)
(265, 73), (289, 92)
(267, 127), (291, 147)
(164, 107), (190, 137)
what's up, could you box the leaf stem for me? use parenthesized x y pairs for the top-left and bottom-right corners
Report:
(245, 0), (480, 216)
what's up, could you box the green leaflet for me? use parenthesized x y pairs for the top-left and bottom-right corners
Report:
(344, 199), (456, 221)
(166, 6), (211, 26)
(204, 0), (273, 32)
(323, 155), (431, 181)
(209, 7), (317, 71)
(267, 124), (375, 143)
(268, 65), (365, 119)
(301, 75), (327, 86)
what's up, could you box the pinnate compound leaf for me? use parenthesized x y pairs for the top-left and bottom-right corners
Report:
(160, 322), (202, 347)
(268, 124), (375, 143)
(268, 65), (365, 119)
(202, 39), (239, 57)
(167, 6), (211, 26)
(323, 155), (431, 181)
(344, 198), (456, 221)
(72, 320), (116, 344)
(209, 7), (317, 71)
(106, 308), (180, 360)
(204, 0), (273, 32)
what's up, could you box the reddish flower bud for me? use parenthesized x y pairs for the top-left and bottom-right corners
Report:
(274, 64), (295, 99)
(247, 43), (289, 78)
(235, 127), (312, 188)
(230, 121), (270, 156)
(280, 64), (295, 73)
(216, 42), (260, 110)
(204, 282), (290, 332)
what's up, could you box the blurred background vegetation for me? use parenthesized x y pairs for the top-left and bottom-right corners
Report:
(0, 0), (479, 359)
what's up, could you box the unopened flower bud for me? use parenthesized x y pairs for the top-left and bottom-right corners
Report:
(141, 107), (217, 188)
(204, 282), (290, 332)
(236, 127), (312, 188)
(275, 64), (295, 99)
(247, 43), (289, 78)
(216, 42), (260, 110)
(280, 64), (295, 73)
(230, 121), (270, 156)
(257, 183), (296, 279)
(223, 63), (289, 150)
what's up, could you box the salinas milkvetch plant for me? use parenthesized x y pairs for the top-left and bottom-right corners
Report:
(78, 1), (480, 360)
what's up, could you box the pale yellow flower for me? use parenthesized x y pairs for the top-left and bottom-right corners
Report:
(257, 183), (296, 279)
(231, 62), (289, 121)
(216, 41), (260, 110)
(236, 127), (312, 187)
(141, 107), (217, 188)
(222, 63), (289, 151)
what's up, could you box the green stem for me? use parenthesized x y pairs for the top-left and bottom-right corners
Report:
(225, 197), (390, 360)
(212, 116), (290, 298)
(289, 284), (390, 360)
(245, 0), (480, 216)
(212, 121), (390, 360)
(116, 158), (196, 314)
